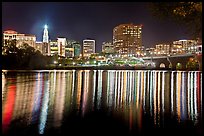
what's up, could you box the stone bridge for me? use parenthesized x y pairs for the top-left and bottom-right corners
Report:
(142, 54), (202, 70)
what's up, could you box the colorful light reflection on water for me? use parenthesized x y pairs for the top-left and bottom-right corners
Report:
(2, 70), (202, 136)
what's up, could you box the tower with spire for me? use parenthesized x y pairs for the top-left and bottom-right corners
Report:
(42, 24), (50, 55)
(43, 24), (49, 43)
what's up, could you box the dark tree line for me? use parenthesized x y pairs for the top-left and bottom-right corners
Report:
(2, 42), (48, 69)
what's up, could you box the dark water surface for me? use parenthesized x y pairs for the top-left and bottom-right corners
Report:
(2, 70), (203, 136)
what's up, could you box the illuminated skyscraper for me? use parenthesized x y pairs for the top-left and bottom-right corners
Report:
(113, 23), (142, 56)
(83, 39), (95, 57)
(57, 37), (66, 57)
(43, 25), (49, 43)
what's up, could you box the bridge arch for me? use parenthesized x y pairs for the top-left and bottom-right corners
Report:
(143, 54), (197, 70)
(159, 63), (165, 68)
(176, 63), (182, 70)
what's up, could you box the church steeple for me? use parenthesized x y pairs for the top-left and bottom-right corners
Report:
(43, 24), (49, 43)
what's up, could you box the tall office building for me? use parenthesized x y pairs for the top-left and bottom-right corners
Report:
(113, 23), (142, 56)
(73, 42), (81, 57)
(67, 40), (81, 57)
(49, 40), (58, 56)
(57, 37), (66, 57)
(83, 39), (95, 57)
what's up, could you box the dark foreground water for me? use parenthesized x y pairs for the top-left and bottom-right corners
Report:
(2, 70), (203, 136)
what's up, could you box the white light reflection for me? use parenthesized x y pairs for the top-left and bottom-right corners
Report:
(171, 71), (174, 114)
(117, 71), (121, 108)
(181, 72), (187, 121)
(161, 71), (165, 127)
(129, 71), (133, 105)
(140, 71), (144, 105)
(92, 70), (96, 109)
(194, 72), (197, 122)
(82, 70), (90, 116)
(72, 70), (75, 98)
(143, 71), (146, 110)
(153, 71), (157, 125)
(157, 71), (161, 127)
(126, 71), (129, 106)
(190, 72), (194, 119)
(107, 71), (110, 106)
(114, 71), (118, 109)
(97, 70), (103, 109)
(161, 71), (165, 113)
(123, 71), (127, 107)
(2, 73), (6, 100)
(39, 80), (50, 134)
(110, 71), (115, 108)
(32, 73), (42, 123)
(136, 71), (140, 108)
(121, 71), (124, 108)
(149, 71), (153, 116)
(53, 72), (66, 128)
(187, 71), (191, 118)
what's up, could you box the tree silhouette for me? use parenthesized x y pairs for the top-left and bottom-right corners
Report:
(148, 2), (202, 39)
(2, 42), (48, 69)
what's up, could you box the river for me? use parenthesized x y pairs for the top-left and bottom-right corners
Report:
(2, 70), (202, 136)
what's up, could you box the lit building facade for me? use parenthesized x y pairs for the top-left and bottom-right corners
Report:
(196, 38), (202, 54)
(16, 34), (36, 48)
(73, 42), (81, 57)
(35, 41), (43, 53)
(145, 48), (156, 56)
(113, 23), (142, 56)
(35, 41), (50, 56)
(83, 39), (95, 57)
(57, 37), (66, 57)
(102, 42), (114, 54)
(66, 40), (75, 57)
(3, 30), (36, 48)
(50, 39), (81, 57)
(172, 40), (197, 54)
(3, 30), (36, 54)
(3, 30), (18, 44)
(67, 40), (81, 57)
(155, 43), (170, 56)
(50, 40), (58, 56)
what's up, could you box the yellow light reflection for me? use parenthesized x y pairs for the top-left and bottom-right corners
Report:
(153, 71), (157, 125)
(76, 71), (82, 110)
(176, 71), (181, 122)
(171, 71), (174, 113)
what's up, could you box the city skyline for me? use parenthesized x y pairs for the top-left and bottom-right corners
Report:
(3, 2), (192, 52)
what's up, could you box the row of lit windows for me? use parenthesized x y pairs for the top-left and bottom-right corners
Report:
(4, 35), (17, 38)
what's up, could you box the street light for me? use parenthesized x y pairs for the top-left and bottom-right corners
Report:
(54, 61), (58, 64)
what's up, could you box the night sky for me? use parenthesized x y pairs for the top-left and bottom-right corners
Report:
(2, 2), (191, 52)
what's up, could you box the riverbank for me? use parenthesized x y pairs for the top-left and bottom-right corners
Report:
(2, 65), (174, 71)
